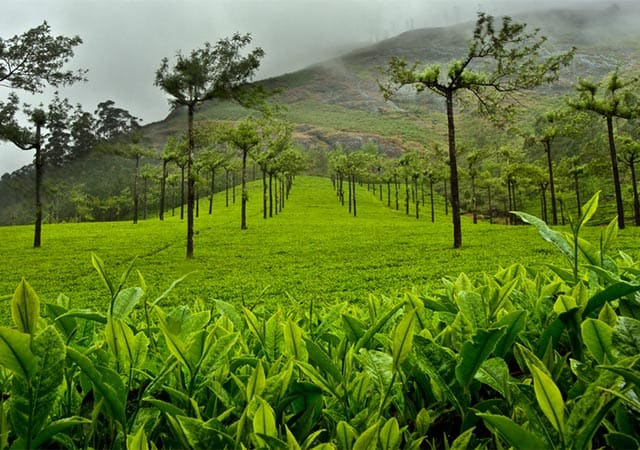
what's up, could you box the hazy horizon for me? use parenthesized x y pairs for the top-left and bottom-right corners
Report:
(0, 0), (623, 174)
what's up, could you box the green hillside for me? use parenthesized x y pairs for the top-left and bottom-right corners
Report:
(2, 4), (640, 226)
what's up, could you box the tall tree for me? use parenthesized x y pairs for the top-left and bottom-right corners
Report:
(44, 94), (73, 166)
(619, 136), (640, 226)
(380, 12), (574, 248)
(94, 100), (141, 141)
(568, 69), (639, 229)
(0, 95), (46, 247)
(218, 117), (261, 230)
(69, 105), (97, 160)
(155, 33), (264, 258)
(0, 21), (85, 93)
(526, 110), (570, 225)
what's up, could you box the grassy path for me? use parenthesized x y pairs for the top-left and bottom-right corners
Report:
(1, 176), (639, 322)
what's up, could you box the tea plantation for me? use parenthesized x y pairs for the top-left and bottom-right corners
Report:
(2, 176), (640, 449)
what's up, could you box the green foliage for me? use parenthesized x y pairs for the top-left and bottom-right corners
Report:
(1, 181), (640, 448)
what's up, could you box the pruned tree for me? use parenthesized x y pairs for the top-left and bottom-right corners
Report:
(218, 116), (261, 229)
(155, 33), (264, 257)
(568, 69), (639, 229)
(380, 12), (574, 247)
(97, 129), (153, 224)
(619, 136), (640, 226)
(525, 109), (572, 225)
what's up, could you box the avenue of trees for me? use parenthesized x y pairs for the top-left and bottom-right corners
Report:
(1, 14), (640, 255)
(380, 12), (575, 248)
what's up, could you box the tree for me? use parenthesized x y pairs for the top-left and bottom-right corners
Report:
(219, 117), (261, 229)
(69, 105), (97, 160)
(526, 110), (570, 225)
(619, 136), (640, 226)
(252, 118), (291, 219)
(0, 23), (85, 246)
(0, 21), (85, 93)
(97, 130), (152, 224)
(94, 100), (141, 141)
(155, 33), (264, 258)
(0, 95), (46, 247)
(569, 69), (639, 229)
(44, 94), (73, 166)
(381, 12), (574, 248)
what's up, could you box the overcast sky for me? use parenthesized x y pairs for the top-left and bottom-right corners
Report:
(0, 0), (597, 174)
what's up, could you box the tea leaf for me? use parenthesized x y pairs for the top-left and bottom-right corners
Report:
(12, 279), (40, 335)
(283, 317), (308, 362)
(492, 310), (526, 357)
(612, 316), (640, 358)
(379, 417), (401, 450)
(455, 327), (505, 388)
(253, 397), (277, 443)
(127, 425), (150, 450)
(530, 365), (565, 435)
(511, 211), (573, 263)
(353, 421), (379, 450)
(111, 287), (144, 321)
(584, 282), (640, 318)
(66, 346), (127, 427)
(581, 318), (614, 364)
(474, 357), (509, 397)
(478, 413), (548, 449)
(392, 310), (416, 371)
(0, 327), (35, 378)
(336, 421), (357, 450)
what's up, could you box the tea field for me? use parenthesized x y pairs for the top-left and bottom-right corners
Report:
(2, 176), (640, 324)
(4, 176), (640, 449)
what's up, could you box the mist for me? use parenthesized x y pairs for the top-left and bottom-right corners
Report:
(0, 0), (629, 174)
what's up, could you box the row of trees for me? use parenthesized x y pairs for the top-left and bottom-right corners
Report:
(377, 13), (640, 248)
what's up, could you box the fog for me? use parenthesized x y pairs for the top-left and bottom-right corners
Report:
(0, 0), (623, 174)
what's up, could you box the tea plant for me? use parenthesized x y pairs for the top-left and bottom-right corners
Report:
(1, 192), (639, 448)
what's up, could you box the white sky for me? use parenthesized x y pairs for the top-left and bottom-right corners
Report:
(0, 0), (596, 174)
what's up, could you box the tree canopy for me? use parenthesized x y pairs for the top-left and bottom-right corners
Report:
(380, 12), (574, 248)
(0, 21), (85, 93)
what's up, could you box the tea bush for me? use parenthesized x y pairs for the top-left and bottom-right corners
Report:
(1, 192), (639, 449)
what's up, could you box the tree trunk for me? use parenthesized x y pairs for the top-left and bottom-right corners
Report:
(446, 90), (462, 248)
(487, 185), (493, 224)
(241, 150), (248, 230)
(262, 170), (267, 219)
(133, 154), (139, 224)
(352, 175), (357, 217)
(159, 159), (167, 220)
(430, 177), (435, 223)
(471, 174), (477, 224)
(630, 157), (640, 226)
(225, 169), (230, 207)
(180, 165), (185, 220)
(33, 124), (43, 248)
(209, 169), (215, 215)
(186, 104), (195, 258)
(574, 168), (582, 217)
(607, 116), (625, 229)
(232, 172), (237, 204)
(143, 177), (148, 220)
(394, 177), (399, 210)
(348, 176), (352, 214)
(405, 177), (409, 215)
(269, 172), (273, 218)
(543, 140), (558, 225)
(387, 181), (391, 207)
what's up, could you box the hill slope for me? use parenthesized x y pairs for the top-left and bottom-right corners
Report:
(144, 2), (640, 154)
